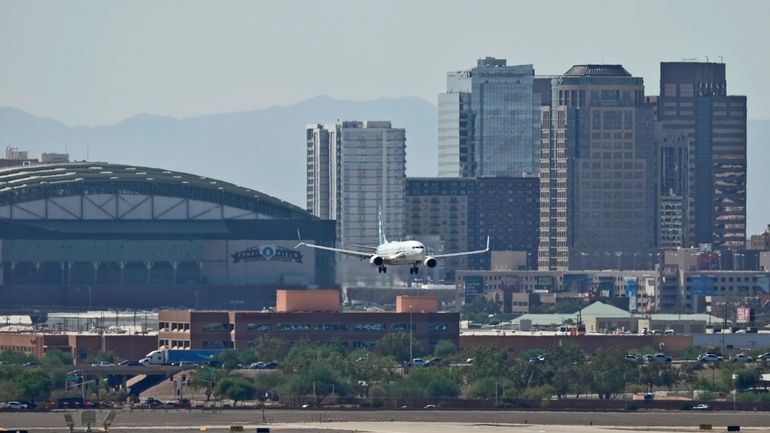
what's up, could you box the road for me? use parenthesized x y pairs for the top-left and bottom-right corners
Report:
(0, 409), (767, 432)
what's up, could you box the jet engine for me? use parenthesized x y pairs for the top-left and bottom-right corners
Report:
(370, 256), (384, 266)
(423, 257), (437, 268)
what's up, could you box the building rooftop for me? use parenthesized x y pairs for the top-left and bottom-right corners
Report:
(563, 64), (632, 77)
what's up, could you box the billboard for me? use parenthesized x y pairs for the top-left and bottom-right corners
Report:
(624, 277), (638, 312)
(464, 276), (485, 303)
(736, 307), (751, 324)
(690, 275), (715, 295)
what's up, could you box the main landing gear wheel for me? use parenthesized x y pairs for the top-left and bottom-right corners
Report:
(378, 266), (387, 273)
(409, 266), (419, 274)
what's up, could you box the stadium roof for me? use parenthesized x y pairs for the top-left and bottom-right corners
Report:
(0, 163), (311, 220)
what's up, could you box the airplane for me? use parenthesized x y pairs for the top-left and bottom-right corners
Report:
(296, 211), (490, 274)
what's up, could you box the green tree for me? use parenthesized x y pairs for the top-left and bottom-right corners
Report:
(465, 377), (515, 400)
(589, 347), (633, 399)
(43, 349), (73, 366)
(638, 362), (678, 393)
(546, 341), (585, 366)
(731, 367), (760, 390)
(285, 341), (346, 372)
(462, 345), (508, 381)
(433, 340), (456, 358)
(521, 384), (555, 401)
(217, 350), (240, 370)
(340, 349), (397, 384)
(215, 376), (256, 406)
(249, 336), (291, 362)
(424, 375), (460, 398)
(16, 369), (52, 401)
(374, 333), (421, 363)
(188, 369), (225, 401)
(0, 350), (35, 365)
(283, 361), (348, 404)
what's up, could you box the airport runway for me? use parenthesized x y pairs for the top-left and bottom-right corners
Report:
(0, 409), (767, 432)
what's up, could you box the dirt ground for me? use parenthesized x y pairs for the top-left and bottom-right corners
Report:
(0, 408), (765, 432)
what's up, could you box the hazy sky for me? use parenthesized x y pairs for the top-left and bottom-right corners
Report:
(1, 0), (768, 126)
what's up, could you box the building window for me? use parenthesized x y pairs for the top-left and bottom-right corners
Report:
(354, 323), (386, 332)
(315, 323), (348, 332)
(247, 324), (271, 332)
(392, 324), (416, 332)
(277, 324), (310, 332)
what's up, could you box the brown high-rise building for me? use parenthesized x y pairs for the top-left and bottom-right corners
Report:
(656, 62), (747, 251)
(538, 65), (656, 271)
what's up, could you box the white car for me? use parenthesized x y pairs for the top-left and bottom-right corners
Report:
(692, 403), (710, 410)
(733, 353), (753, 363)
(411, 358), (428, 367)
(698, 353), (723, 363)
(91, 361), (115, 367)
(5, 401), (28, 410)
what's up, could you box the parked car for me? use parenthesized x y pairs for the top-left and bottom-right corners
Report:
(423, 404), (437, 409)
(692, 403), (710, 410)
(529, 355), (547, 364)
(177, 361), (200, 368)
(664, 329), (676, 335)
(118, 360), (142, 366)
(144, 397), (163, 408)
(263, 361), (280, 370)
(624, 354), (639, 362)
(733, 353), (754, 363)
(91, 361), (115, 367)
(411, 358), (428, 367)
(249, 362), (266, 369)
(22, 361), (39, 367)
(5, 401), (28, 410)
(698, 353), (723, 363)
(644, 353), (672, 363)
(757, 352), (770, 361)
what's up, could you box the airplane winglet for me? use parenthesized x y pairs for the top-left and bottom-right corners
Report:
(485, 235), (490, 251)
(295, 229), (304, 249)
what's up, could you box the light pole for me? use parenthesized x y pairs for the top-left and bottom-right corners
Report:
(409, 304), (414, 363)
(616, 252), (622, 270)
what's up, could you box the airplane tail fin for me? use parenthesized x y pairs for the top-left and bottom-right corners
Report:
(378, 208), (388, 246)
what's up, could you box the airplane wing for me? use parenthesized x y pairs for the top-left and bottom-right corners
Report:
(295, 241), (373, 259)
(344, 243), (379, 251)
(430, 236), (490, 259)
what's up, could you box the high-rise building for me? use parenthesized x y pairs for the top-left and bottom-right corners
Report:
(438, 57), (542, 178)
(405, 178), (476, 281)
(656, 62), (747, 251)
(405, 176), (539, 280)
(306, 121), (406, 248)
(539, 65), (657, 271)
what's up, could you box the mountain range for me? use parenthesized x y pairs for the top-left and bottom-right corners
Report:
(0, 96), (438, 211)
(0, 98), (768, 234)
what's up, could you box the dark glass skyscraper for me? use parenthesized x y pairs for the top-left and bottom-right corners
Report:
(656, 62), (747, 251)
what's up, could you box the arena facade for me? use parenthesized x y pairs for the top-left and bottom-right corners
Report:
(0, 163), (335, 309)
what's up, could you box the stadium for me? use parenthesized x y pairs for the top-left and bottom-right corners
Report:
(0, 163), (335, 310)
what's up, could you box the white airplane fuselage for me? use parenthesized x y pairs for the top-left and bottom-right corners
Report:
(374, 240), (426, 265)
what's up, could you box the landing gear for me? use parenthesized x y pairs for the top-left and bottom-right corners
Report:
(409, 266), (419, 274)
(378, 266), (387, 273)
